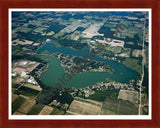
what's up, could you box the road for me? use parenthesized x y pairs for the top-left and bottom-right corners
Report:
(138, 13), (146, 115)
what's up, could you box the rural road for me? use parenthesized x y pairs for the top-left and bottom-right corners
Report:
(138, 13), (146, 115)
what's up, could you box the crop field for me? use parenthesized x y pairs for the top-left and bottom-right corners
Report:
(18, 86), (40, 98)
(23, 84), (42, 91)
(74, 97), (102, 107)
(60, 22), (79, 33)
(12, 77), (25, 85)
(12, 94), (19, 103)
(102, 97), (138, 115)
(27, 104), (45, 115)
(28, 20), (42, 26)
(53, 32), (65, 39)
(39, 105), (53, 115)
(100, 109), (116, 115)
(33, 27), (47, 33)
(13, 111), (24, 115)
(60, 19), (89, 33)
(12, 39), (33, 45)
(12, 96), (26, 114)
(67, 99), (102, 115)
(45, 31), (55, 36)
(17, 98), (36, 114)
(14, 26), (32, 33)
(123, 58), (142, 74)
(65, 111), (75, 115)
(118, 89), (139, 103)
(50, 107), (65, 115)
(82, 23), (104, 38)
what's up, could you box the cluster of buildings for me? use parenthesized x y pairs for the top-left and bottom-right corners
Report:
(69, 80), (137, 98)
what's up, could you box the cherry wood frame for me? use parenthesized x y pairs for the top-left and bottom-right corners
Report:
(0, 0), (160, 128)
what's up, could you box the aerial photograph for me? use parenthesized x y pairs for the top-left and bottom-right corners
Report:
(10, 10), (150, 117)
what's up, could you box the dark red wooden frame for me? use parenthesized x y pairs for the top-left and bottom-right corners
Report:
(0, 0), (160, 128)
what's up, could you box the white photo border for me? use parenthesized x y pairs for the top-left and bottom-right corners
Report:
(9, 8), (152, 120)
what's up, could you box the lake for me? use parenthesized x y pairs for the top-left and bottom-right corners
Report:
(38, 42), (139, 88)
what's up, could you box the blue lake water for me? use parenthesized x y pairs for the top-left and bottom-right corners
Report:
(37, 42), (139, 88)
